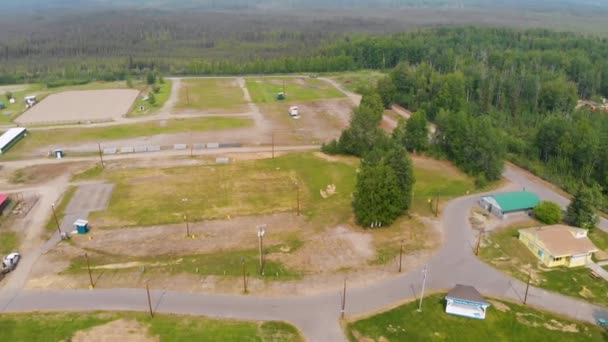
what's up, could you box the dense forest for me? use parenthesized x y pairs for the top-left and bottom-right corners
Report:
(331, 27), (608, 211)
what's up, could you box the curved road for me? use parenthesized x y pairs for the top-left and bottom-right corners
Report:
(1, 162), (607, 341)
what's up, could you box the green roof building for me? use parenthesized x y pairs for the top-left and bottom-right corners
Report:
(480, 191), (540, 218)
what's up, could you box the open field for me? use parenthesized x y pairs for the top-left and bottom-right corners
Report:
(258, 98), (353, 145)
(346, 293), (606, 341)
(0, 311), (302, 342)
(246, 77), (345, 104)
(15, 89), (139, 125)
(0, 231), (18, 255)
(128, 80), (172, 117)
(479, 224), (608, 308)
(326, 70), (387, 93)
(176, 78), (248, 113)
(0, 117), (252, 159)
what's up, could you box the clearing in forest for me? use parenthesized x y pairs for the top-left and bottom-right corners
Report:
(246, 77), (345, 104)
(175, 78), (248, 113)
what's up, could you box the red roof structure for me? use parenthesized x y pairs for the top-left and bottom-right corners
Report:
(0, 194), (8, 206)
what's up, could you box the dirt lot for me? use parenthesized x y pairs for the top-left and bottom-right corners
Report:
(15, 89), (140, 124)
(260, 98), (354, 145)
(73, 319), (158, 342)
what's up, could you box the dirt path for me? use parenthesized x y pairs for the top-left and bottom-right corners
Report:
(320, 77), (361, 106)
(159, 78), (182, 115)
(237, 77), (271, 139)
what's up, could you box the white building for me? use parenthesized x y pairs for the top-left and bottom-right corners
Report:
(0, 128), (27, 154)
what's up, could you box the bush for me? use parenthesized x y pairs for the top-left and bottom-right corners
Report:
(152, 85), (161, 93)
(533, 201), (563, 224)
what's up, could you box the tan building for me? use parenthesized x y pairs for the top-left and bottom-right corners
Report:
(518, 225), (598, 268)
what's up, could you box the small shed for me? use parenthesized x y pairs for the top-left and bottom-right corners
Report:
(277, 92), (286, 100)
(74, 219), (89, 234)
(445, 284), (490, 319)
(480, 191), (540, 219)
(0, 101), (5, 109)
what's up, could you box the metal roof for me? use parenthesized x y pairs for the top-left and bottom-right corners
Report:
(490, 191), (540, 213)
(446, 284), (490, 305)
(0, 128), (26, 152)
(0, 194), (8, 206)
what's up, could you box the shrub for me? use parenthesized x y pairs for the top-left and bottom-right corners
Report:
(533, 201), (563, 224)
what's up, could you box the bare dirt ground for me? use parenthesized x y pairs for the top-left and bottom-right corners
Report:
(4, 162), (91, 187)
(15, 89), (140, 124)
(72, 319), (159, 342)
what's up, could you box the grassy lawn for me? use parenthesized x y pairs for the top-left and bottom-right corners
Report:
(176, 78), (247, 111)
(67, 244), (304, 281)
(0, 231), (18, 255)
(410, 158), (476, 216)
(0, 311), (302, 342)
(346, 294), (606, 341)
(479, 225), (608, 308)
(0, 117), (251, 159)
(246, 77), (345, 104)
(84, 153), (358, 228)
(128, 80), (172, 117)
(325, 70), (386, 93)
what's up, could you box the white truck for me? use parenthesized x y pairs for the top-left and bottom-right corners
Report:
(1, 252), (20, 274)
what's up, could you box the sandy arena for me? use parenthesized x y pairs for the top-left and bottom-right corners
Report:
(15, 89), (140, 124)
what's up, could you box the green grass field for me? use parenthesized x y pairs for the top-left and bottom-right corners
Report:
(0, 312), (302, 342)
(0, 117), (251, 159)
(176, 78), (247, 111)
(246, 77), (345, 104)
(44, 186), (77, 237)
(128, 80), (172, 117)
(0, 231), (18, 255)
(84, 153), (357, 228)
(325, 70), (387, 93)
(347, 294), (606, 341)
(479, 225), (608, 308)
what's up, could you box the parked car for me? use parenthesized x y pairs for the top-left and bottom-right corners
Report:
(2, 252), (20, 272)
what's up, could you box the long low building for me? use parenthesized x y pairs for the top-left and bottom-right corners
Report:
(0, 127), (27, 154)
(479, 191), (540, 219)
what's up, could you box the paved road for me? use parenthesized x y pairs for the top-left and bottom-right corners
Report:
(1, 162), (608, 341)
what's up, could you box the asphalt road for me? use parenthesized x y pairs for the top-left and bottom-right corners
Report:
(1, 162), (607, 341)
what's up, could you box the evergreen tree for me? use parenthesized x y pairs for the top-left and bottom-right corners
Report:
(148, 92), (156, 105)
(352, 163), (403, 227)
(567, 187), (599, 229)
(393, 111), (428, 153)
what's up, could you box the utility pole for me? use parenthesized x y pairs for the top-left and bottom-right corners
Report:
(97, 143), (105, 169)
(146, 280), (154, 318)
(475, 229), (485, 256)
(271, 132), (275, 159)
(398, 240), (404, 273)
(51, 204), (62, 236)
(341, 278), (347, 319)
(257, 224), (266, 275)
(186, 86), (190, 105)
(85, 253), (94, 289)
(434, 194), (439, 218)
(241, 257), (248, 293)
(184, 214), (190, 238)
(524, 268), (532, 305)
(417, 265), (428, 312)
(282, 79), (286, 96)
(296, 182), (300, 216)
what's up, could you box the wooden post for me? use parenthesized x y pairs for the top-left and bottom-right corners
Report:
(186, 86), (190, 105)
(341, 278), (347, 319)
(184, 214), (190, 237)
(85, 253), (94, 289)
(242, 258), (248, 293)
(398, 240), (404, 273)
(97, 143), (105, 169)
(51, 204), (61, 236)
(434, 195), (439, 217)
(296, 183), (300, 216)
(271, 132), (275, 159)
(475, 229), (484, 256)
(146, 280), (154, 318)
(524, 269), (531, 305)
(258, 226), (265, 275)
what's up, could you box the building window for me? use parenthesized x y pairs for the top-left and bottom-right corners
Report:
(553, 257), (563, 262)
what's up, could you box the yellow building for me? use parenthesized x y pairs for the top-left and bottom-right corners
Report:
(518, 225), (598, 268)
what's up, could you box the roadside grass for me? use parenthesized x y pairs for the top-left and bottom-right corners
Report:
(368, 217), (430, 266)
(325, 70), (386, 93)
(479, 224), (608, 308)
(66, 246), (303, 281)
(410, 159), (476, 216)
(0, 311), (303, 342)
(0, 117), (251, 159)
(176, 78), (247, 111)
(128, 80), (172, 117)
(246, 77), (345, 104)
(0, 231), (18, 255)
(588, 228), (608, 251)
(44, 186), (77, 236)
(346, 293), (606, 342)
(85, 153), (358, 228)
